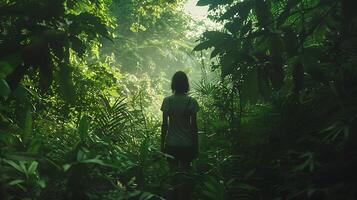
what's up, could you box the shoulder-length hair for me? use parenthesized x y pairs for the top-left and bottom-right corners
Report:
(171, 71), (189, 94)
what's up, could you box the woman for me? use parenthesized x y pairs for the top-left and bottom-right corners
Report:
(160, 71), (199, 200)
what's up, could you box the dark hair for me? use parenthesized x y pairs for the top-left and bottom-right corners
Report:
(171, 71), (189, 94)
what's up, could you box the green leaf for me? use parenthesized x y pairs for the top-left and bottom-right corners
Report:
(193, 41), (213, 51)
(78, 156), (118, 168)
(4, 160), (24, 173)
(210, 48), (221, 58)
(76, 149), (86, 161)
(4, 153), (37, 161)
(203, 31), (233, 45)
(241, 20), (252, 35)
(236, 182), (259, 191)
(27, 161), (38, 174)
(9, 179), (25, 186)
(224, 20), (243, 34)
(197, 31), (235, 56)
(38, 180), (46, 188)
(197, 0), (233, 9)
(220, 1), (251, 21)
(0, 61), (13, 79)
(63, 164), (71, 172)
(0, 79), (11, 97)
(277, 0), (300, 27)
(196, 0), (212, 6)
(19, 161), (27, 176)
(139, 192), (155, 200)
(294, 152), (315, 172)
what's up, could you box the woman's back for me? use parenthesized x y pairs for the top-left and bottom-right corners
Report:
(161, 94), (199, 147)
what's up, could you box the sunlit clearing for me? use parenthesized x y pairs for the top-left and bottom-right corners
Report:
(183, 0), (222, 37)
(183, 0), (208, 20)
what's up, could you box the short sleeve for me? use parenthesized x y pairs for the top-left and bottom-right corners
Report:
(189, 97), (199, 113)
(160, 97), (169, 112)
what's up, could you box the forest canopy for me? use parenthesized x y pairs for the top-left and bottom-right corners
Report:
(1, 0), (357, 199)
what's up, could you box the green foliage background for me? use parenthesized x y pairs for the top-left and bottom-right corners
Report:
(1, 0), (357, 199)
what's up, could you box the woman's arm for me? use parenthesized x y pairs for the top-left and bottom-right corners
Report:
(191, 113), (198, 158)
(161, 112), (168, 152)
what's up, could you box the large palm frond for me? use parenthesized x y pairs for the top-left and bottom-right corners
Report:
(93, 96), (132, 144)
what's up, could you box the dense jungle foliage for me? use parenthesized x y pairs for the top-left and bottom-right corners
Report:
(0, 0), (357, 199)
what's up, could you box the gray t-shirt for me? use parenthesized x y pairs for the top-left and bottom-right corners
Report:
(160, 95), (199, 147)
